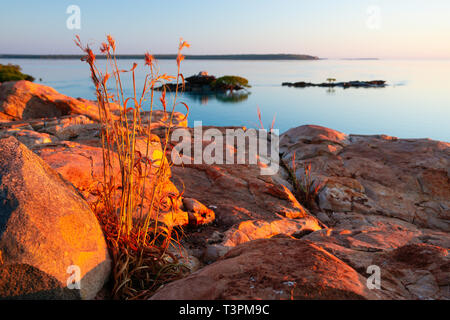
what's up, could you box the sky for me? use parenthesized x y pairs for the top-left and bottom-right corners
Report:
(1, 0), (450, 59)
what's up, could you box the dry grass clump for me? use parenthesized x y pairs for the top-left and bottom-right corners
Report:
(257, 107), (322, 211)
(75, 35), (190, 299)
(285, 152), (323, 212)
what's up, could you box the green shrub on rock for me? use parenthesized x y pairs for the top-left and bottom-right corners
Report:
(211, 75), (250, 92)
(0, 64), (35, 83)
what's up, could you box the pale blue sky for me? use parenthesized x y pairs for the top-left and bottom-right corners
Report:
(1, 0), (449, 58)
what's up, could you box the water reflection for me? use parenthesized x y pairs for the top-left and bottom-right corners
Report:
(326, 87), (336, 95)
(184, 91), (251, 105)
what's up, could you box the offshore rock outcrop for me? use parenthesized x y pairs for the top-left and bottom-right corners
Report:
(156, 72), (250, 93)
(282, 80), (386, 88)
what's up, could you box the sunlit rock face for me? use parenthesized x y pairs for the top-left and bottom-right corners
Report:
(281, 125), (450, 299)
(0, 81), (203, 229)
(151, 126), (323, 262)
(0, 136), (111, 299)
(150, 238), (386, 300)
(0, 80), (120, 121)
(280, 124), (450, 231)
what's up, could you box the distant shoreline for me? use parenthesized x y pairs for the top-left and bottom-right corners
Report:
(340, 58), (379, 60)
(0, 54), (319, 61)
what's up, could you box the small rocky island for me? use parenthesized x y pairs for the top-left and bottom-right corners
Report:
(156, 72), (250, 92)
(282, 79), (387, 88)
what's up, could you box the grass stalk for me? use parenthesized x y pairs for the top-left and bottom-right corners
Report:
(76, 35), (190, 299)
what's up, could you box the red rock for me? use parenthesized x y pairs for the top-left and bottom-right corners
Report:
(0, 81), (205, 229)
(0, 128), (57, 147)
(281, 125), (450, 299)
(0, 81), (120, 121)
(281, 125), (450, 231)
(150, 238), (385, 300)
(33, 138), (192, 227)
(162, 126), (323, 262)
(183, 198), (215, 225)
(0, 136), (111, 299)
(373, 244), (449, 299)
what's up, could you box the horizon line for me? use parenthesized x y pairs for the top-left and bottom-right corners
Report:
(2, 54), (449, 61)
(0, 53), (320, 61)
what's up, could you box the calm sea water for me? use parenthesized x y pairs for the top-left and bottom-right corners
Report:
(1, 58), (449, 141)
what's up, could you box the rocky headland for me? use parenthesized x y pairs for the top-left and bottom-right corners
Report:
(0, 80), (448, 300)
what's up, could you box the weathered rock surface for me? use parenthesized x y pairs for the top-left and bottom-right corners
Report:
(150, 238), (385, 300)
(373, 243), (449, 299)
(280, 125), (450, 231)
(32, 137), (197, 228)
(0, 111), (187, 150)
(0, 136), (111, 299)
(0, 82), (210, 300)
(0, 128), (57, 147)
(280, 125), (450, 299)
(158, 126), (323, 262)
(0, 82), (200, 228)
(0, 81), (120, 121)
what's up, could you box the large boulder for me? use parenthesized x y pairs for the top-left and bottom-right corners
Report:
(0, 136), (111, 299)
(150, 238), (385, 300)
(0, 80), (119, 121)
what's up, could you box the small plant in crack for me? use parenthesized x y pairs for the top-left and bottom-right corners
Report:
(287, 152), (323, 211)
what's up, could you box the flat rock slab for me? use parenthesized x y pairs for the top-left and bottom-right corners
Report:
(162, 126), (323, 262)
(150, 238), (385, 300)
